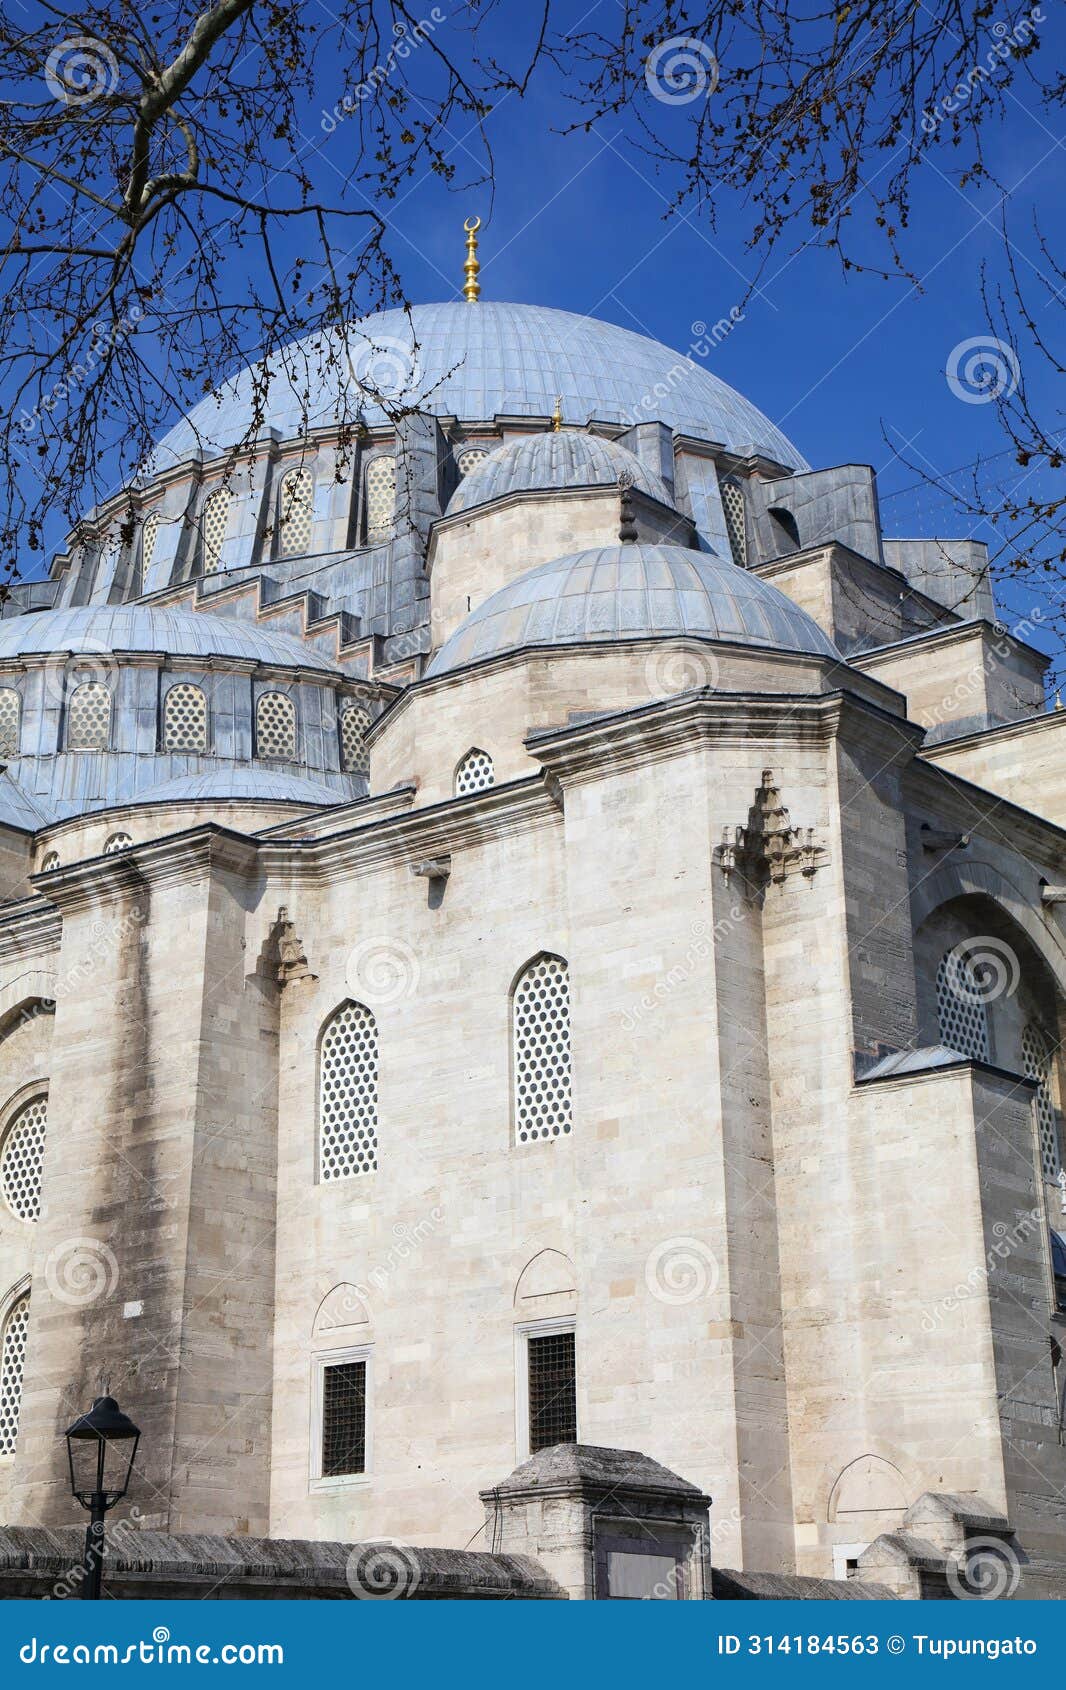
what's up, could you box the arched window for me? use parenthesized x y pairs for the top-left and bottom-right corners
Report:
(455, 747), (494, 797)
(319, 1002), (379, 1180)
(40, 852), (60, 874)
(201, 485), (231, 575)
(0, 1093), (48, 1223)
(0, 688), (21, 759)
(66, 682), (111, 751)
(718, 474), (747, 567)
(141, 509), (160, 577)
(163, 682), (208, 752)
(0, 1290), (30, 1456)
(455, 445), (489, 478)
(935, 949), (991, 1063)
(512, 954), (573, 1145)
(768, 506), (801, 553)
(339, 701), (371, 777)
(278, 466), (314, 557)
(364, 454), (396, 545)
(103, 832), (133, 855)
(1023, 1021), (1062, 1179)
(256, 691), (297, 760)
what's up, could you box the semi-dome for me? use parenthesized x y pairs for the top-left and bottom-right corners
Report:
(445, 431), (675, 517)
(426, 544), (840, 677)
(152, 302), (806, 472)
(0, 604), (342, 673)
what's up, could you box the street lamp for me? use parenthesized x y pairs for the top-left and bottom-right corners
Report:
(64, 1396), (140, 1601)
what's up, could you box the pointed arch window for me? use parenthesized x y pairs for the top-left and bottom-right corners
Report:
(1023, 1020), (1062, 1179)
(201, 485), (231, 575)
(256, 691), (296, 760)
(0, 689), (20, 759)
(0, 1093), (47, 1223)
(339, 701), (371, 777)
(103, 832), (133, 855)
(66, 682), (111, 751)
(935, 949), (991, 1064)
(319, 1002), (379, 1180)
(718, 474), (747, 567)
(0, 1290), (29, 1456)
(279, 466), (314, 558)
(141, 509), (160, 577)
(512, 954), (573, 1145)
(363, 455), (396, 545)
(455, 747), (494, 797)
(163, 682), (208, 752)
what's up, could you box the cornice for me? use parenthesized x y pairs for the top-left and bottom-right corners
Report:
(31, 823), (260, 912)
(0, 897), (63, 962)
(906, 755), (1066, 869)
(922, 708), (1066, 757)
(853, 617), (1049, 672)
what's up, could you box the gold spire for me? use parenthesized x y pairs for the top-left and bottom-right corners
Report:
(551, 395), (563, 431)
(1056, 691), (1064, 712)
(462, 216), (481, 304)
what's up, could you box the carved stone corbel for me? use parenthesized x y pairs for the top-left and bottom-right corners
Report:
(713, 769), (827, 886)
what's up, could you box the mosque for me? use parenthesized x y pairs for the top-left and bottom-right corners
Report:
(0, 225), (1063, 1599)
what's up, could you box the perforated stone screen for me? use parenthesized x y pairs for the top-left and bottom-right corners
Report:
(0, 1294), (29, 1456)
(456, 446), (489, 477)
(1023, 1021), (1061, 1178)
(40, 852), (59, 873)
(718, 475), (747, 567)
(103, 833), (133, 855)
(455, 748), (494, 796)
(0, 688), (20, 759)
(513, 955), (573, 1144)
(1, 1095), (47, 1222)
(163, 683), (208, 752)
(201, 486), (230, 574)
(67, 682), (111, 750)
(141, 509), (160, 576)
(279, 467), (314, 557)
(319, 1002), (379, 1179)
(935, 952), (991, 1063)
(256, 691), (297, 759)
(364, 455), (396, 544)
(340, 702), (371, 776)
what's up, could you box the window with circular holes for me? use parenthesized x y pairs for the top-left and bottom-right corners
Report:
(512, 955), (573, 1145)
(0, 1094), (48, 1223)
(0, 1290), (30, 1456)
(318, 1002), (379, 1180)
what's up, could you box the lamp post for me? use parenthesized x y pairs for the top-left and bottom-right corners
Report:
(64, 1396), (140, 1601)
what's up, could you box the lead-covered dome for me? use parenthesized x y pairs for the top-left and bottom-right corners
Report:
(0, 604), (342, 673)
(446, 431), (674, 516)
(426, 544), (840, 676)
(152, 302), (806, 471)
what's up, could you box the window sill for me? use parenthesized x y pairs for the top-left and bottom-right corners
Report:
(310, 1473), (370, 1494)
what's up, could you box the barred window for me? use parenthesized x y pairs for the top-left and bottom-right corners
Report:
(103, 832), (133, 855)
(319, 1002), (379, 1180)
(256, 691), (296, 760)
(66, 682), (110, 751)
(935, 950), (991, 1064)
(201, 485), (231, 575)
(528, 1329), (576, 1452)
(455, 445), (489, 477)
(163, 683), (208, 752)
(279, 466), (314, 558)
(455, 747), (494, 797)
(339, 701), (371, 777)
(141, 509), (160, 576)
(321, 1358), (367, 1477)
(513, 954), (573, 1145)
(0, 1292), (30, 1456)
(1023, 1021), (1061, 1180)
(0, 689), (20, 759)
(718, 474), (747, 567)
(364, 455), (396, 544)
(0, 1095), (47, 1223)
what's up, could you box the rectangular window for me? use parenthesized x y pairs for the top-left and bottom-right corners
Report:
(321, 1360), (366, 1476)
(527, 1329), (576, 1452)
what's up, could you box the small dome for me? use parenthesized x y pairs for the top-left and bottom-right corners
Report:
(0, 605), (342, 673)
(139, 768), (345, 806)
(446, 432), (674, 517)
(425, 544), (840, 676)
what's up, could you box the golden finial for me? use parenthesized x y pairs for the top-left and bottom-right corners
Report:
(1056, 691), (1063, 712)
(551, 395), (563, 432)
(463, 216), (481, 304)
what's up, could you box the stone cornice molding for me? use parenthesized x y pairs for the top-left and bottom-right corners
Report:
(31, 824), (260, 913)
(426, 482), (692, 559)
(853, 617), (1049, 672)
(922, 708), (1066, 757)
(0, 898), (62, 962)
(906, 756), (1066, 869)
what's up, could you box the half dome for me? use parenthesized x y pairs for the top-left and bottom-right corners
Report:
(0, 604), (342, 673)
(446, 431), (674, 516)
(425, 544), (840, 677)
(139, 768), (345, 806)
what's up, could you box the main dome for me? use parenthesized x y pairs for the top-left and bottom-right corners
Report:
(152, 302), (807, 472)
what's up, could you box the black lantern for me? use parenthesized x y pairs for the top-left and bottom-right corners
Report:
(64, 1396), (140, 1600)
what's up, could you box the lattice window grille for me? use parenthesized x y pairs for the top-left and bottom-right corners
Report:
(456, 445), (489, 478)
(339, 702), (371, 777)
(935, 952), (991, 1063)
(103, 833), (133, 855)
(364, 455), (396, 544)
(0, 689), (20, 759)
(1, 1095), (47, 1223)
(528, 1329), (577, 1452)
(513, 955), (574, 1144)
(66, 682), (110, 751)
(0, 1294), (29, 1456)
(455, 748), (494, 797)
(319, 1003), (379, 1179)
(163, 683), (208, 752)
(201, 486), (231, 575)
(321, 1359), (367, 1476)
(256, 691), (297, 760)
(719, 475), (747, 567)
(279, 467), (314, 558)
(1022, 1021), (1061, 1179)
(40, 852), (60, 873)
(141, 510), (160, 576)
